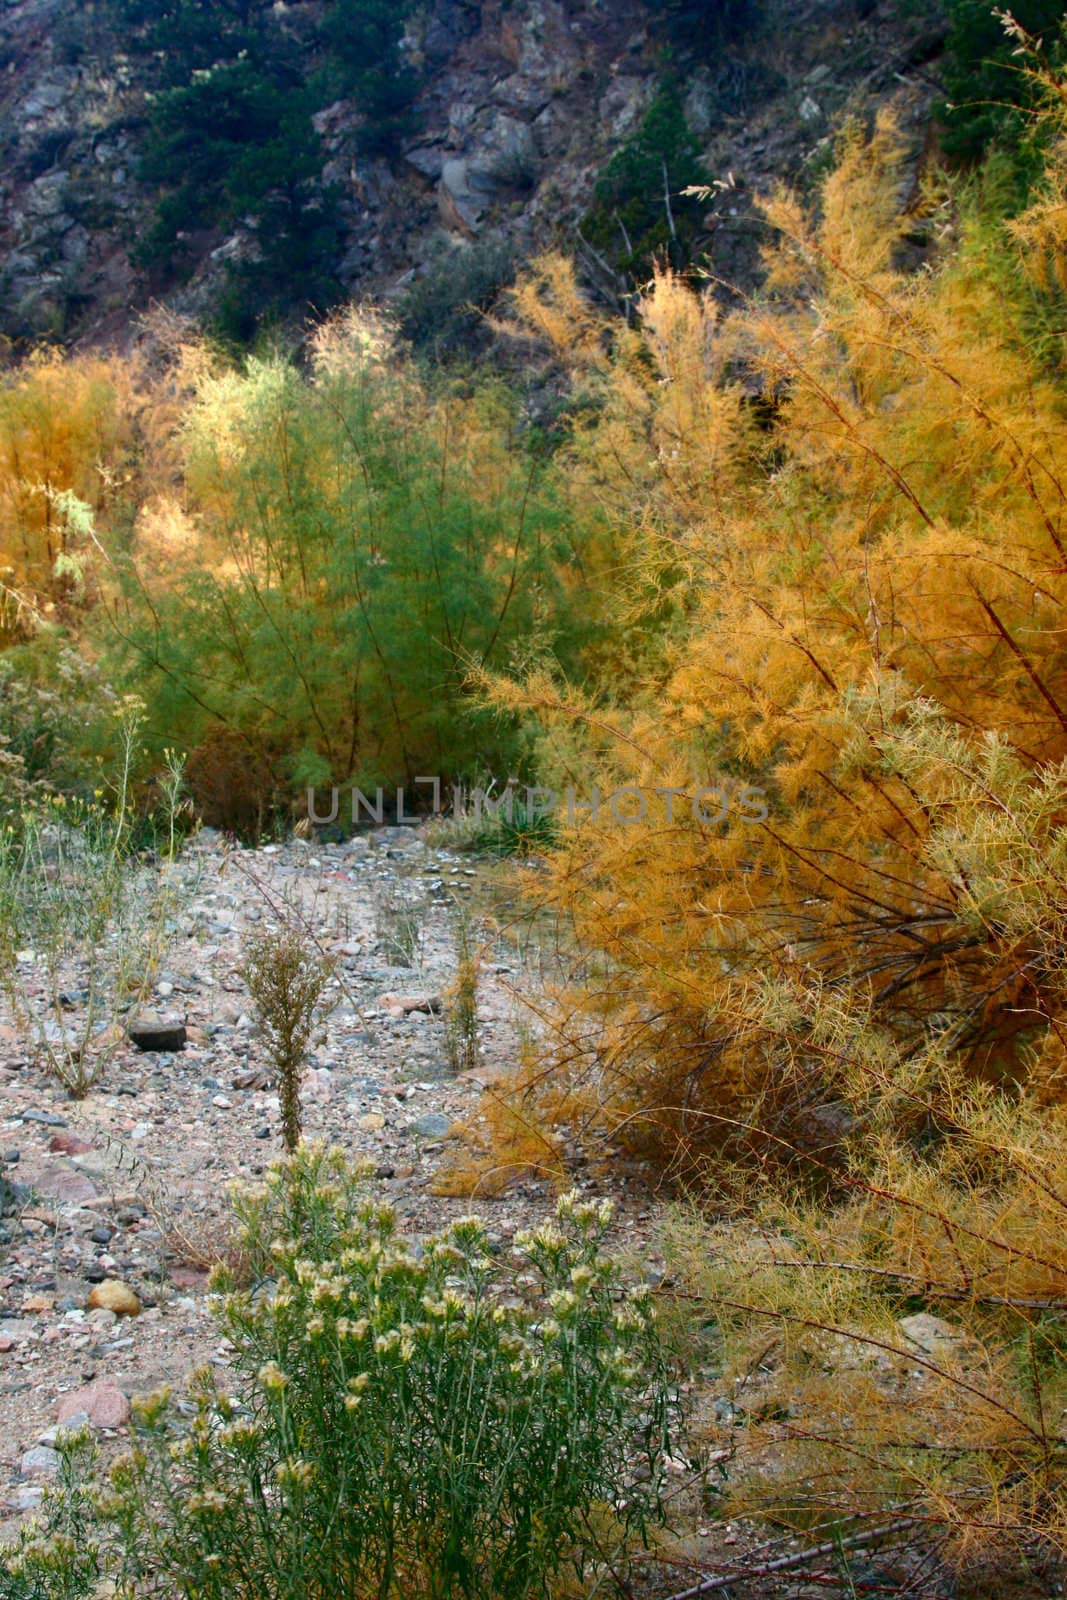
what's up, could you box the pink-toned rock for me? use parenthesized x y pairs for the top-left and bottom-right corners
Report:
(48, 1132), (93, 1157)
(169, 1266), (208, 1291)
(29, 1162), (97, 1207)
(57, 1380), (131, 1430)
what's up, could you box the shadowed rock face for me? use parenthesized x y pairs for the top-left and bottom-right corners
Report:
(0, 0), (942, 348)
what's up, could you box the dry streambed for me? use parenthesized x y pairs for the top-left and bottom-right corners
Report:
(0, 825), (663, 1539)
(0, 831), (996, 1598)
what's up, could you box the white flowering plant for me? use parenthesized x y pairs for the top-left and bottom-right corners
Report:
(53, 1143), (677, 1599)
(0, 1429), (102, 1600)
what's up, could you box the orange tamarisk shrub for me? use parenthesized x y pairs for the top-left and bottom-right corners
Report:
(489, 92), (1067, 1170)
(0, 349), (141, 640)
(487, 55), (1067, 1575)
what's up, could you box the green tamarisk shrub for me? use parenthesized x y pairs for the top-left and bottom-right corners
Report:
(114, 310), (602, 815)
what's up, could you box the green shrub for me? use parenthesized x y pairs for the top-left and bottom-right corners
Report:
(137, 57), (319, 252)
(395, 240), (517, 360)
(16, 1144), (676, 1598)
(438, 795), (559, 858)
(135, 46), (343, 327)
(113, 0), (422, 329)
(0, 640), (116, 816)
(322, 0), (420, 154)
(582, 82), (706, 279)
(111, 0), (266, 81)
(114, 315), (599, 805)
(936, 0), (1065, 169)
(119, 0), (320, 282)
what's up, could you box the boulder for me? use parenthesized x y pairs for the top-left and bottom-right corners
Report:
(408, 1112), (456, 1141)
(20, 1447), (59, 1477)
(897, 1312), (974, 1363)
(31, 1162), (97, 1207)
(127, 1012), (187, 1052)
(405, 141), (446, 179)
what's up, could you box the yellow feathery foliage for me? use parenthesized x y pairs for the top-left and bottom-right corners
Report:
(506, 253), (607, 370)
(0, 349), (138, 639)
(488, 58), (1067, 1573)
(498, 88), (1067, 1167)
(664, 1076), (1067, 1564)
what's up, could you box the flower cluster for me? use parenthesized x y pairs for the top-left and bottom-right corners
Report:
(3, 1146), (677, 1600)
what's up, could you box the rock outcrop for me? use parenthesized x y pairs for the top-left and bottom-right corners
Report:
(0, 0), (946, 345)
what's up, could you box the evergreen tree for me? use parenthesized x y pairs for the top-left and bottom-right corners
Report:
(939, 0), (1065, 167)
(583, 83), (706, 279)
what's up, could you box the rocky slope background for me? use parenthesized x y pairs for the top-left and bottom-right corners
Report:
(0, 0), (949, 352)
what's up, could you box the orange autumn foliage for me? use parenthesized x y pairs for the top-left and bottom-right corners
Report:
(495, 104), (1067, 1168)
(487, 69), (1067, 1571)
(0, 349), (140, 640)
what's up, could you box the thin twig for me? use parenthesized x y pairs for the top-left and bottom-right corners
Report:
(662, 1518), (918, 1599)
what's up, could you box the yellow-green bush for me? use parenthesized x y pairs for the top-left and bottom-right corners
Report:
(111, 310), (622, 823)
(1, 1145), (677, 1599)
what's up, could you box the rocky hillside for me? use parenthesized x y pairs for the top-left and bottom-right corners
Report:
(0, 0), (948, 349)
